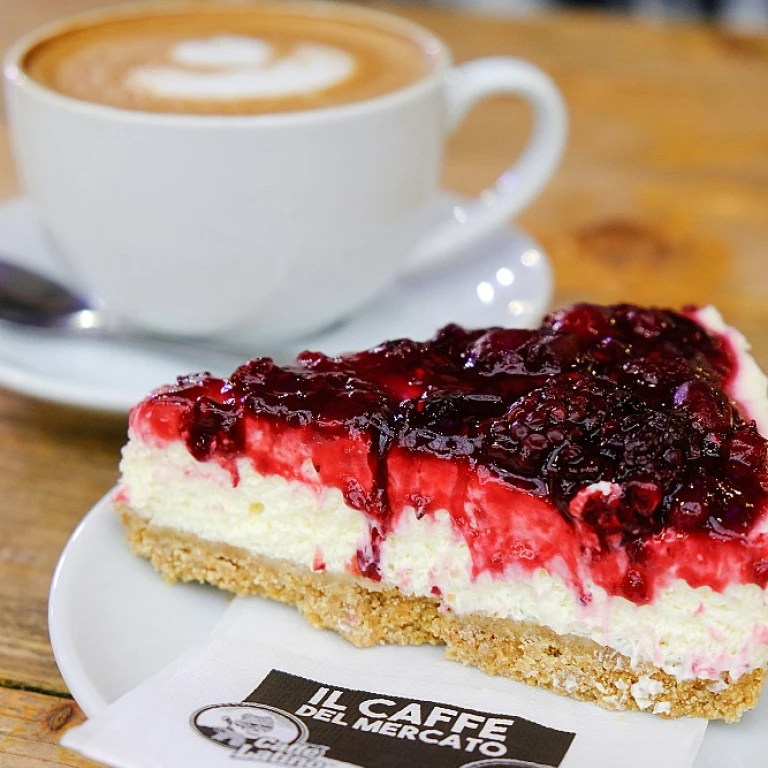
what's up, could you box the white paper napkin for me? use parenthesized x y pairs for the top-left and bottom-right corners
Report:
(63, 596), (707, 768)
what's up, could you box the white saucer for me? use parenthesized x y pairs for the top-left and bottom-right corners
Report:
(50, 492), (768, 767)
(0, 196), (552, 414)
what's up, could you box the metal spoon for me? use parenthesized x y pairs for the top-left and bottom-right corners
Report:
(0, 259), (248, 365)
(0, 260), (104, 332)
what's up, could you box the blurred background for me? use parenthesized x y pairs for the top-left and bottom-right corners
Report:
(1, 0), (767, 47)
(416, 0), (768, 27)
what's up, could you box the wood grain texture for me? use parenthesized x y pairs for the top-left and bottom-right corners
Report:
(0, 394), (125, 694)
(0, 687), (97, 767)
(0, 1), (766, 765)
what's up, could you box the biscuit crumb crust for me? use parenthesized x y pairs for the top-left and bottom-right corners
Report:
(120, 505), (765, 722)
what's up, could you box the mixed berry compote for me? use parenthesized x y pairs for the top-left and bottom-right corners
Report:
(131, 303), (768, 604)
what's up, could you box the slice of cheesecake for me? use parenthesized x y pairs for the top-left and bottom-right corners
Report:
(116, 303), (768, 722)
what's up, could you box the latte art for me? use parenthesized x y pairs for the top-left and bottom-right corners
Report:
(22, 4), (436, 115)
(127, 36), (356, 101)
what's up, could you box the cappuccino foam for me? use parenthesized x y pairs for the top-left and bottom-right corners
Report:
(128, 36), (356, 101)
(22, 4), (436, 115)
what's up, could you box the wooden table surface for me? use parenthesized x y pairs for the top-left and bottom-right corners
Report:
(0, 1), (766, 764)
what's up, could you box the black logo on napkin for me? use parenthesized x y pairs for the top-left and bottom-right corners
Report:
(191, 670), (575, 767)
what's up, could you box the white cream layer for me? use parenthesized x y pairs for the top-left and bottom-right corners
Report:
(119, 438), (768, 693)
(126, 36), (356, 100)
(694, 306), (768, 435)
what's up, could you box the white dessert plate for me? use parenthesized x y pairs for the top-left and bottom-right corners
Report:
(51, 492), (768, 767)
(0, 196), (552, 415)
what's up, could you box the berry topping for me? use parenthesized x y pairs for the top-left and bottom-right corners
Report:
(140, 304), (768, 601)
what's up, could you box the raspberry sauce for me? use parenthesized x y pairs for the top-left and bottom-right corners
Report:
(131, 304), (768, 603)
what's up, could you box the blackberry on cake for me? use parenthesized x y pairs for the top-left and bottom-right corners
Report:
(115, 303), (768, 721)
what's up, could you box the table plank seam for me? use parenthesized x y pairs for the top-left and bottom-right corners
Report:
(0, 678), (73, 701)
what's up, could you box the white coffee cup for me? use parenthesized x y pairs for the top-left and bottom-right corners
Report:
(4, 1), (566, 344)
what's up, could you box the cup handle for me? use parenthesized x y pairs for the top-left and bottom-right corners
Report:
(404, 57), (567, 275)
